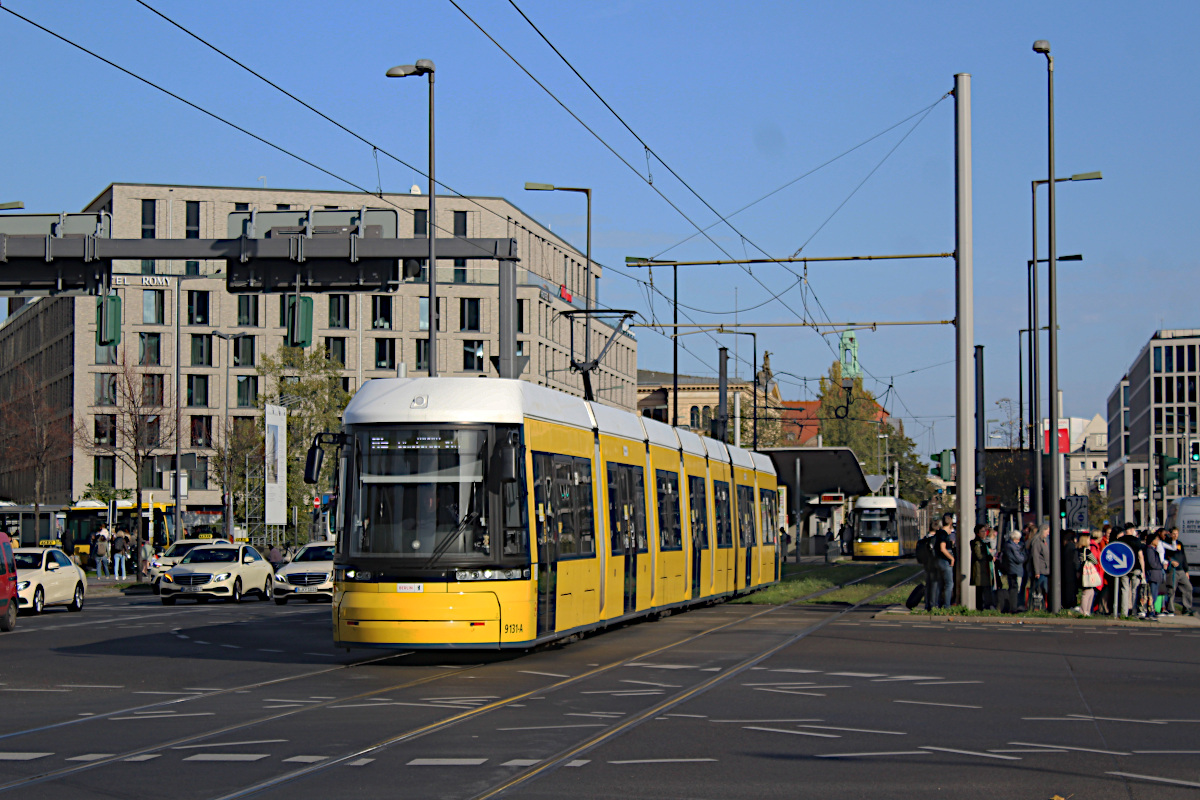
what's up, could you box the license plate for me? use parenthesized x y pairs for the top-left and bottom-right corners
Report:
(297, 586), (318, 593)
(396, 583), (423, 593)
(182, 586), (201, 593)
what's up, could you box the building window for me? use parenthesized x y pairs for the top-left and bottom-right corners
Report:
(237, 295), (259, 327)
(138, 415), (162, 448)
(233, 336), (255, 367)
(414, 208), (427, 238)
(95, 373), (117, 405)
(141, 259), (156, 275)
(139, 459), (159, 490)
(279, 296), (289, 327)
(141, 199), (156, 238)
(453, 210), (467, 237)
(453, 259), (467, 284)
(187, 375), (209, 407)
(142, 374), (164, 406)
(189, 456), (209, 491)
(325, 337), (346, 366)
(516, 341), (526, 357)
(419, 297), (442, 331)
(702, 406), (712, 430)
(375, 338), (396, 370)
(191, 333), (212, 367)
(236, 375), (258, 407)
(190, 416), (212, 448)
(462, 340), (484, 372)
(517, 300), (527, 334)
(370, 295), (392, 330)
(234, 202), (249, 212)
(139, 333), (161, 366)
(416, 339), (429, 371)
(94, 415), (116, 446)
(276, 204), (291, 211)
(1154, 346), (1162, 372)
(690, 406), (700, 428)
(187, 291), (209, 325)
(328, 294), (350, 328)
(96, 342), (118, 365)
(143, 289), (165, 324)
(185, 260), (200, 276)
(94, 456), (115, 485)
(185, 201), (200, 238)
(460, 297), (480, 332)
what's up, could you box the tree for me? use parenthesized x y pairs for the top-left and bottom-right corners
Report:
(992, 398), (1022, 448)
(0, 364), (73, 538)
(209, 416), (263, 534)
(76, 355), (177, 546)
(80, 481), (132, 504)
(257, 346), (351, 529)
(1088, 489), (1110, 529)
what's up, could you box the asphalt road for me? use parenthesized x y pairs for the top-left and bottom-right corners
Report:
(2, 588), (1199, 799)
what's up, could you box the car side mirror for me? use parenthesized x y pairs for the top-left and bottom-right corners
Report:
(243, 556), (254, 564)
(304, 444), (323, 485)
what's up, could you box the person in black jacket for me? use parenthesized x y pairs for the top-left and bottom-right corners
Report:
(1143, 529), (1166, 621)
(1000, 530), (1027, 613)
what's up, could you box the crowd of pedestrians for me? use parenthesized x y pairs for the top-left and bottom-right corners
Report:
(916, 516), (1194, 619)
(85, 525), (155, 582)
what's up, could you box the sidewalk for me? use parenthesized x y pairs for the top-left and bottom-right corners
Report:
(86, 575), (154, 598)
(878, 606), (1200, 628)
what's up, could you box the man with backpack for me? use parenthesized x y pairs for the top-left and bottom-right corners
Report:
(915, 523), (940, 611)
(931, 515), (956, 608)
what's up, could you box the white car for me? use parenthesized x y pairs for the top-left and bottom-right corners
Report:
(273, 541), (335, 604)
(159, 544), (273, 605)
(148, 537), (231, 592)
(14, 547), (86, 614)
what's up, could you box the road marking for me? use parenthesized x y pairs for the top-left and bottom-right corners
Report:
(1010, 741), (1129, 756)
(346, 758), (374, 766)
(304, 652), (336, 657)
(1133, 750), (1200, 754)
(264, 705), (305, 709)
(519, 670), (570, 678)
(624, 663), (696, 670)
(1021, 717), (1094, 722)
(989, 748), (1067, 754)
(915, 680), (983, 686)
(408, 758), (488, 766)
(184, 687), (225, 691)
(710, 718), (821, 724)
(742, 682), (816, 687)
(1108, 772), (1200, 789)
(872, 676), (942, 682)
(745, 726), (840, 738)
(257, 649), (283, 653)
(0, 753), (54, 761)
(827, 672), (885, 678)
(184, 754), (270, 762)
(1, 688), (70, 693)
(123, 754), (161, 762)
(565, 760), (590, 767)
(798, 725), (905, 735)
(58, 684), (123, 689)
(1066, 714), (1165, 725)
(665, 713), (707, 718)
(501, 759), (540, 767)
(770, 668), (820, 674)
(608, 758), (717, 764)
(111, 712), (215, 721)
(620, 680), (680, 688)
(818, 750), (930, 758)
(894, 700), (981, 709)
(921, 746), (1019, 761)
(66, 754), (112, 762)
(496, 724), (607, 731)
(700, 667), (722, 672)
(220, 644), (242, 649)
(566, 712), (625, 719)
(581, 689), (663, 696)
(133, 691), (201, 695)
(753, 688), (827, 696)
(173, 740), (287, 750)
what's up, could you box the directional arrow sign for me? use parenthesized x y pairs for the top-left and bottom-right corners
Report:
(1100, 541), (1135, 578)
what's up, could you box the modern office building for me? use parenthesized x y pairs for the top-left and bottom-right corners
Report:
(0, 183), (637, 523)
(1107, 329), (1200, 526)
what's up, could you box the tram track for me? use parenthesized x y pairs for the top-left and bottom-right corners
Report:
(0, 563), (906, 795)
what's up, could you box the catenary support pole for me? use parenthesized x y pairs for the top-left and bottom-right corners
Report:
(976, 345), (986, 519)
(954, 73), (976, 609)
(427, 68), (437, 377)
(1042, 44), (1062, 612)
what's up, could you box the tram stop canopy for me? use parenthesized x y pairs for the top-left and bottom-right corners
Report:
(760, 447), (877, 503)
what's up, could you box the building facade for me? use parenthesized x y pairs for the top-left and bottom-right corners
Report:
(0, 183), (637, 518)
(1107, 329), (1200, 526)
(636, 366), (783, 447)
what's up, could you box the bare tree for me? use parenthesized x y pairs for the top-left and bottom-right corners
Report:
(76, 354), (177, 546)
(992, 398), (1022, 448)
(0, 364), (73, 539)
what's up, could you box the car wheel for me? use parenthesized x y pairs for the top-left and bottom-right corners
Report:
(31, 587), (44, 615)
(67, 583), (84, 612)
(274, 597), (288, 606)
(231, 578), (242, 604)
(260, 577), (271, 601)
(161, 595), (176, 606)
(0, 601), (16, 632)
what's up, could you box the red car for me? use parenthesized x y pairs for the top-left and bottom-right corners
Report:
(0, 531), (16, 632)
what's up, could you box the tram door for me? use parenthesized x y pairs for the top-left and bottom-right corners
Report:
(607, 463), (647, 614)
(533, 455), (557, 638)
(737, 485), (757, 588)
(688, 476), (709, 599)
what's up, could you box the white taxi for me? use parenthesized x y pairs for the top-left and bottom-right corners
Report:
(148, 537), (230, 593)
(272, 541), (335, 604)
(159, 543), (273, 605)
(14, 547), (86, 614)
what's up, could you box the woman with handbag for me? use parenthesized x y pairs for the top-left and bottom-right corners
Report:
(1080, 532), (1105, 616)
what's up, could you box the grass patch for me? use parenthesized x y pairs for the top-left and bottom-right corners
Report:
(866, 573), (925, 606)
(910, 605), (1087, 619)
(733, 563), (886, 605)
(808, 567), (923, 605)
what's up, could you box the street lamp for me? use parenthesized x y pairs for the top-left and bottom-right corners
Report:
(213, 330), (247, 540)
(525, 183), (593, 362)
(0, 201), (24, 210)
(387, 59), (437, 376)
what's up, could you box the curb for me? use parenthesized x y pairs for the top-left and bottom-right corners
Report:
(873, 606), (1200, 628)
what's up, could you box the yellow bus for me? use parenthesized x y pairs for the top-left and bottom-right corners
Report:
(306, 377), (780, 651)
(65, 500), (178, 563)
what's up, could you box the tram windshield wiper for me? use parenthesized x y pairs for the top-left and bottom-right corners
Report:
(422, 509), (480, 570)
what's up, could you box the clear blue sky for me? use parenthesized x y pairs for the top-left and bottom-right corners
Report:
(3, 0), (1198, 453)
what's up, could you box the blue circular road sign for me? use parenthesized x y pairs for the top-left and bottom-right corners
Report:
(1100, 541), (1135, 577)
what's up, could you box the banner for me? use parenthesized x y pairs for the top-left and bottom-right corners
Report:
(1043, 427), (1070, 454)
(265, 404), (287, 525)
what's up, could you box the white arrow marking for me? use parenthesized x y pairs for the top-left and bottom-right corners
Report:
(1107, 553), (1129, 570)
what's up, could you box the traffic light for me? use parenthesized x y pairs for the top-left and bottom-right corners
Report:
(1157, 453), (1182, 485)
(1097, 474), (1107, 492)
(96, 294), (122, 346)
(284, 295), (313, 348)
(929, 449), (953, 479)
(1190, 441), (1200, 462)
(1059, 498), (1067, 521)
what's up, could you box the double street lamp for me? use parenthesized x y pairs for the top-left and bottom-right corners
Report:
(387, 59), (437, 376)
(524, 183), (593, 362)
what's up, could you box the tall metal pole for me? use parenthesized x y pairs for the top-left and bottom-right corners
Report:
(954, 73), (976, 609)
(752, 335), (758, 450)
(427, 68), (437, 377)
(975, 345), (986, 519)
(672, 264), (678, 428)
(584, 188), (592, 364)
(1017, 330), (1024, 450)
(225, 336), (231, 539)
(173, 276), (182, 548)
(1031, 204), (1043, 530)
(1038, 41), (1063, 612)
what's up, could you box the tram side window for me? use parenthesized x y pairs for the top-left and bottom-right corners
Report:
(655, 469), (682, 551)
(759, 488), (777, 545)
(607, 462), (648, 554)
(534, 453), (595, 559)
(736, 485), (757, 547)
(688, 475), (709, 550)
(713, 480), (733, 548)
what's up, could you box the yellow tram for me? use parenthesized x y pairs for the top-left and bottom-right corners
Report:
(850, 496), (919, 559)
(308, 377), (780, 650)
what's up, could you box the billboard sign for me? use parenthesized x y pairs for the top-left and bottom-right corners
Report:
(265, 405), (287, 525)
(1043, 428), (1070, 454)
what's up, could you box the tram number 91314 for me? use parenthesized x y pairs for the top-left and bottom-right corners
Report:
(503, 623), (524, 635)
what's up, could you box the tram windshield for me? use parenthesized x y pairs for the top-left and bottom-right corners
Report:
(347, 426), (518, 564)
(856, 508), (894, 541)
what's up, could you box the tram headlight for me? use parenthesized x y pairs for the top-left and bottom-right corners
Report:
(455, 568), (524, 581)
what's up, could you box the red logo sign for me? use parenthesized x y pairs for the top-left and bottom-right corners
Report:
(559, 284), (573, 303)
(1043, 428), (1070, 454)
